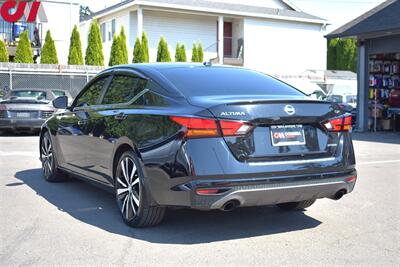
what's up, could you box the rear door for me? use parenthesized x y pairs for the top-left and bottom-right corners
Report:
(84, 71), (148, 185)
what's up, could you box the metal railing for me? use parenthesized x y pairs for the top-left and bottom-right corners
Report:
(0, 63), (105, 98)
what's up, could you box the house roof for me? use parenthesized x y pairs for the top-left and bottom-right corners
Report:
(326, 0), (400, 39)
(83, 0), (326, 24)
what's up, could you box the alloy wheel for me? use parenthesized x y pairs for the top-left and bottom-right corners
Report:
(116, 157), (140, 221)
(41, 136), (53, 178)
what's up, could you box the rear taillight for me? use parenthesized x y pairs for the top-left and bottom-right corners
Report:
(170, 116), (219, 138)
(323, 115), (352, 132)
(219, 120), (253, 136)
(170, 116), (253, 138)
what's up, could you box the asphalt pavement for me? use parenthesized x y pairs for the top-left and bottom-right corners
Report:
(0, 132), (399, 266)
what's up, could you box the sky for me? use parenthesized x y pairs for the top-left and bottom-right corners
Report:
(80, 0), (386, 33)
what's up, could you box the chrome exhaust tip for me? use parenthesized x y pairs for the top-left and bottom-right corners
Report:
(221, 200), (240, 211)
(331, 189), (346, 200)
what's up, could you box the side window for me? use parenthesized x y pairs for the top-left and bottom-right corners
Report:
(75, 77), (107, 108)
(135, 91), (168, 107)
(132, 80), (168, 107)
(102, 75), (147, 105)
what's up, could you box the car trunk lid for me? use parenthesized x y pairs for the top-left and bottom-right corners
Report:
(188, 96), (345, 162)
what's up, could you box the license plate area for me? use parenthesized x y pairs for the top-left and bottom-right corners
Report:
(270, 124), (306, 146)
(17, 112), (31, 118)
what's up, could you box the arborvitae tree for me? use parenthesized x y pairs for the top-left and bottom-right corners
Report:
(0, 40), (9, 62)
(141, 31), (149, 63)
(109, 35), (118, 66)
(41, 30), (58, 64)
(14, 31), (33, 63)
(197, 42), (204, 62)
(175, 43), (186, 62)
(191, 42), (198, 62)
(119, 26), (128, 64)
(132, 37), (144, 63)
(180, 45), (187, 62)
(68, 25), (84, 65)
(85, 20), (104, 66)
(156, 36), (171, 62)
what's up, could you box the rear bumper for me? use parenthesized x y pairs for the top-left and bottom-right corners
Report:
(0, 118), (45, 131)
(158, 171), (357, 210)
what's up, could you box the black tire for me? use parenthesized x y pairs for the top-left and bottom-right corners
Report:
(40, 131), (68, 182)
(276, 199), (316, 211)
(115, 151), (165, 227)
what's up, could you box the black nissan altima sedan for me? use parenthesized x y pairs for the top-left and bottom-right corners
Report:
(39, 63), (357, 227)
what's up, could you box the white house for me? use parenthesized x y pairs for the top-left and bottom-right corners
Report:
(40, 0), (80, 64)
(80, 0), (328, 75)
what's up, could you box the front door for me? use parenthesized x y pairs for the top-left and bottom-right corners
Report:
(56, 76), (110, 177)
(224, 22), (233, 57)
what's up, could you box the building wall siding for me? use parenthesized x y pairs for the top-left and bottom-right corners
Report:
(41, 1), (80, 65)
(243, 18), (327, 75)
(142, 10), (218, 62)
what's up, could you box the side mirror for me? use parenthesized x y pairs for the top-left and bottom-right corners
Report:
(53, 96), (68, 109)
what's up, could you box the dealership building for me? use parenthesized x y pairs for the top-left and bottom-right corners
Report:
(326, 0), (400, 132)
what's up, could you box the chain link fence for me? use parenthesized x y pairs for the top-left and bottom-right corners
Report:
(0, 63), (105, 98)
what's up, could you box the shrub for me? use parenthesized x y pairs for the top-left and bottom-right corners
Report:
(41, 30), (58, 64)
(0, 40), (9, 62)
(85, 20), (104, 66)
(197, 42), (204, 62)
(141, 31), (149, 63)
(68, 25), (84, 65)
(14, 31), (33, 63)
(156, 36), (171, 62)
(132, 37), (144, 63)
(175, 43), (187, 62)
(119, 26), (128, 64)
(191, 42), (198, 62)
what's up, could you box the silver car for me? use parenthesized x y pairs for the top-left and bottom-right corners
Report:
(0, 88), (72, 133)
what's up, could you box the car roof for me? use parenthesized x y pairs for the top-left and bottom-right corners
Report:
(100, 63), (247, 98)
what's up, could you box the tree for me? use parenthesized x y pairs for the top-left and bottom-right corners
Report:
(156, 36), (171, 62)
(109, 35), (119, 66)
(327, 38), (357, 72)
(119, 26), (128, 64)
(41, 30), (58, 64)
(68, 25), (84, 65)
(175, 43), (187, 62)
(197, 42), (204, 62)
(327, 38), (338, 70)
(14, 31), (33, 63)
(0, 40), (9, 62)
(141, 31), (149, 63)
(191, 42), (198, 62)
(85, 20), (104, 66)
(132, 37), (144, 63)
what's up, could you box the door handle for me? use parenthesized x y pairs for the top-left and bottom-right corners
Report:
(114, 113), (127, 121)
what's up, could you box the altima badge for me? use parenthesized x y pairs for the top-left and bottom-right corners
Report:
(284, 105), (296, 115)
(220, 111), (246, 116)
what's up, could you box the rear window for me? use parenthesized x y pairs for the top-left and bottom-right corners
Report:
(158, 67), (304, 97)
(11, 90), (47, 99)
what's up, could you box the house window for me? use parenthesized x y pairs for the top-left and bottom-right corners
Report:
(100, 23), (106, 43)
(111, 19), (116, 38)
